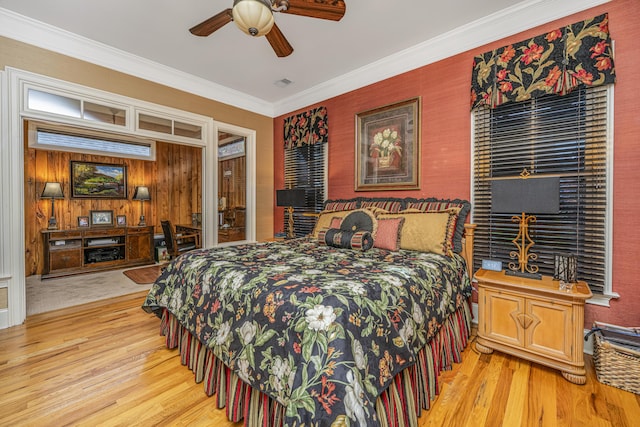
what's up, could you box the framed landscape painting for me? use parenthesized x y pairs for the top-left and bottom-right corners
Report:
(355, 97), (421, 191)
(71, 161), (127, 199)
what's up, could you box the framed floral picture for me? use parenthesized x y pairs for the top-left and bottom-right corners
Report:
(355, 97), (421, 191)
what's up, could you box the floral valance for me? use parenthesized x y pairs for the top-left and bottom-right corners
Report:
(470, 13), (616, 110)
(283, 106), (328, 149)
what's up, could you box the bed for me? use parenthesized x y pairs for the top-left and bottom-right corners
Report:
(143, 197), (475, 427)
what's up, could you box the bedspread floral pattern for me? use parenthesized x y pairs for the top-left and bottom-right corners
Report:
(143, 239), (471, 426)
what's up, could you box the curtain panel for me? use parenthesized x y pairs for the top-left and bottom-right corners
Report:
(470, 13), (615, 110)
(283, 106), (328, 149)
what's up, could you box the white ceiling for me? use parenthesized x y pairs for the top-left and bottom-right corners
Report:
(0, 0), (609, 117)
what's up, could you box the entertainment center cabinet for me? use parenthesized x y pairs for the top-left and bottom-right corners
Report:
(41, 226), (154, 279)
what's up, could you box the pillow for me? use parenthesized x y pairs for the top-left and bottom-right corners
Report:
(400, 207), (460, 252)
(340, 209), (378, 235)
(323, 199), (359, 212)
(318, 228), (374, 251)
(360, 199), (403, 213)
(311, 210), (354, 238)
(374, 217), (405, 251)
(378, 210), (458, 255)
(329, 217), (343, 229)
(404, 198), (470, 253)
(363, 206), (390, 217)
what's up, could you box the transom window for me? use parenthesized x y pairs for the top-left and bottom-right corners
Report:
(28, 121), (155, 160)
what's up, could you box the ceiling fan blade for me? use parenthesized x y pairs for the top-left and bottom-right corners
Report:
(265, 23), (294, 57)
(281, 0), (346, 21)
(189, 9), (233, 36)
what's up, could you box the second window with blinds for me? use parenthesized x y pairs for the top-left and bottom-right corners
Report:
(283, 143), (327, 237)
(472, 85), (612, 296)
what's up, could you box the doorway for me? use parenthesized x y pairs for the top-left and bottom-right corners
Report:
(217, 131), (247, 243)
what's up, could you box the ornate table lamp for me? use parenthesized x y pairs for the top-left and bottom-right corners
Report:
(276, 188), (306, 239)
(133, 186), (151, 226)
(491, 169), (559, 279)
(41, 182), (64, 230)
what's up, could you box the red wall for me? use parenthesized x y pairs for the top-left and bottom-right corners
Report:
(274, 0), (640, 327)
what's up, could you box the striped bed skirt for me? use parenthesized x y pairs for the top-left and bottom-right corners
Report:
(158, 301), (471, 426)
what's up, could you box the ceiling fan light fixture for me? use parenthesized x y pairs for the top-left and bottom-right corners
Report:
(232, 0), (275, 37)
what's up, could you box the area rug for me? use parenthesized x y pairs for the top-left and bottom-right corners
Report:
(123, 264), (164, 284)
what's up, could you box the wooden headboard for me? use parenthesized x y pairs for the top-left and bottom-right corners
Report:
(462, 223), (476, 280)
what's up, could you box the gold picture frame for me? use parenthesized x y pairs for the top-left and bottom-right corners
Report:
(355, 97), (421, 191)
(71, 161), (127, 199)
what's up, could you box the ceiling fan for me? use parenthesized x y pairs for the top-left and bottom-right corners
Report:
(189, 0), (346, 57)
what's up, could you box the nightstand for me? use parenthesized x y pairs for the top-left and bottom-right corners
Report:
(475, 269), (592, 384)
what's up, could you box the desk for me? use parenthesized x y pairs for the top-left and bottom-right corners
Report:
(176, 224), (202, 246)
(176, 223), (201, 233)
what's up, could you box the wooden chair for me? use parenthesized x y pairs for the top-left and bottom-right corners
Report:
(160, 220), (200, 258)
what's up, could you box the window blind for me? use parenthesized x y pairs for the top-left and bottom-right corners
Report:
(284, 143), (327, 237)
(473, 85), (609, 294)
(33, 128), (153, 159)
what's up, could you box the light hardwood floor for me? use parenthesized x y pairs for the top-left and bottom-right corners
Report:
(1, 292), (638, 426)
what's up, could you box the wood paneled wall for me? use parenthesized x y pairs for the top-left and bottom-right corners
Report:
(154, 141), (202, 227)
(218, 156), (246, 209)
(24, 129), (202, 276)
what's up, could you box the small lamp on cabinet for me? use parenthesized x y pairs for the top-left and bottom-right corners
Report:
(41, 182), (64, 230)
(491, 169), (559, 279)
(132, 186), (151, 226)
(276, 188), (306, 239)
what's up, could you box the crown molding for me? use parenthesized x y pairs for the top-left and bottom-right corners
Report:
(0, 8), (274, 117)
(272, 0), (611, 116)
(1, 0), (610, 118)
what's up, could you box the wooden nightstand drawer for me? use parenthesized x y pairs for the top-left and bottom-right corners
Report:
(526, 298), (573, 361)
(479, 288), (524, 347)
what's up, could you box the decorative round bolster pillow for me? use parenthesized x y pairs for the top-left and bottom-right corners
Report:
(317, 228), (374, 251)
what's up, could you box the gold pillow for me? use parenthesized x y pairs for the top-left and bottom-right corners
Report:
(377, 210), (458, 255)
(311, 210), (354, 238)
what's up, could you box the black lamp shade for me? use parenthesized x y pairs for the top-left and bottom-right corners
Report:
(41, 182), (64, 199)
(491, 177), (559, 214)
(133, 186), (151, 201)
(276, 189), (306, 207)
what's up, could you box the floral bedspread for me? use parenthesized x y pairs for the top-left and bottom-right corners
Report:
(142, 238), (471, 427)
